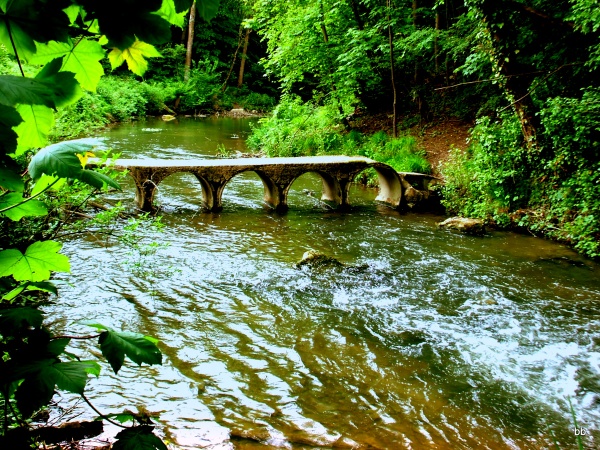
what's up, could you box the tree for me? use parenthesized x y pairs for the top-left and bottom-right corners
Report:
(0, 0), (218, 448)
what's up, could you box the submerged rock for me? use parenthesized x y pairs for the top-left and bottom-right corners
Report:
(296, 250), (345, 269)
(437, 216), (486, 235)
(295, 250), (368, 272)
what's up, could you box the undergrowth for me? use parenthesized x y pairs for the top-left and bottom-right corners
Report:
(247, 95), (431, 175)
(441, 87), (600, 259)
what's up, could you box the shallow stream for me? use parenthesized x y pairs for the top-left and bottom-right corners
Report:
(49, 117), (600, 449)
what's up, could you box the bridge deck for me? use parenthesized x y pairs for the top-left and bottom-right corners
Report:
(111, 155), (373, 168)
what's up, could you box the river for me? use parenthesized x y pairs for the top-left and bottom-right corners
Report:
(48, 117), (600, 449)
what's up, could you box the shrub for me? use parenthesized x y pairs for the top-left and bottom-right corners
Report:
(440, 113), (528, 225)
(50, 91), (110, 141)
(248, 95), (431, 176)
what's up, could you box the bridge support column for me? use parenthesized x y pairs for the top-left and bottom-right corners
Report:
(129, 168), (162, 211)
(371, 164), (404, 209)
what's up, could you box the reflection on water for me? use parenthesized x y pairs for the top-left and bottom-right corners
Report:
(48, 118), (600, 449)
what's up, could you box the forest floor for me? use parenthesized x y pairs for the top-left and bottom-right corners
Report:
(350, 113), (473, 176)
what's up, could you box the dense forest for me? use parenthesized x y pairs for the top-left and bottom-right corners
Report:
(0, 0), (599, 448)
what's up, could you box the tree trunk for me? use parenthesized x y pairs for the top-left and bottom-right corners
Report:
(477, 1), (539, 147)
(319, 0), (348, 128)
(237, 28), (251, 88)
(184, 2), (196, 82)
(388, 0), (397, 137)
(434, 10), (440, 74)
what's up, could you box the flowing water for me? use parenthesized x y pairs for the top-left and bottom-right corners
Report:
(48, 117), (600, 449)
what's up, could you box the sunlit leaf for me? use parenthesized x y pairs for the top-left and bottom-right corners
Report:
(28, 139), (120, 190)
(109, 41), (162, 77)
(173, 0), (194, 13)
(52, 360), (101, 393)
(14, 104), (54, 155)
(156, 0), (186, 28)
(112, 426), (168, 450)
(2, 280), (58, 301)
(31, 39), (106, 92)
(0, 16), (36, 61)
(0, 192), (48, 221)
(63, 4), (81, 24)
(31, 174), (64, 196)
(0, 240), (70, 282)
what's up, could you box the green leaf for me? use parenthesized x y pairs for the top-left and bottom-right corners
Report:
(99, 329), (162, 374)
(14, 359), (57, 417)
(1, 280), (59, 301)
(51, 360), (101, 394)
(14, 104), (54, 155)
(112, 426), (168, 450)
(13, 359), (100, 417)
(173, 0), (194, 13)
(27, 280), (58, 294)
(47, 338), (71, 357)
(0, 166), (24, 192)
(103, 412), (136, 424)
(0, 192), (48, 221)
(0, 104), (23, 154)
(31, 174), (64, 196)
(0, 306), (43, 331)
(2, 281), (59, 301)
(35, 57), (82, 108)
(79, 169), (121, 190)
(108, 41), (162, 77)
(81, 320), (110, 331)
(63, 4), (81, 24)
(156, 0), (186, 28)
(28, 139), (120, 190)
(196, 0), (221, 22)
(0, 75), (56, 108)
(0, 240), (70, 282)
(31, 39), (106, 92)
(0, 15), (36, 61)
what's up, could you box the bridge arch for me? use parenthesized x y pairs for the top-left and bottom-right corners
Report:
(285, 170), (343, 209)
(219, 169), (281, 210)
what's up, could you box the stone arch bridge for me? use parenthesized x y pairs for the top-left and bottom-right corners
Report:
(106, 156), (437, 212)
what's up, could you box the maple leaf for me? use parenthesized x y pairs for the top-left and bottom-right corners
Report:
(108, 40), (162, 77)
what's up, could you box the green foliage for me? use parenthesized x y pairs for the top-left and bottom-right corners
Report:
(113, 426), (168, 450)
(0, 1), (213, 447)
(247, 95), (430, 176)
(532, 88), (600, 258)
(247, 95), (350, 157)
(177, 60), (221, 112)
(358, 132), (431, 174)
(84, 323), (162, 374)
(441, 114), (529, 225)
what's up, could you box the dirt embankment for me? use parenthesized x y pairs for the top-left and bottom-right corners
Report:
(349, 113), (473, 176)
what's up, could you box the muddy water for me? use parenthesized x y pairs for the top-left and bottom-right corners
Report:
(49, 117), (600, 449)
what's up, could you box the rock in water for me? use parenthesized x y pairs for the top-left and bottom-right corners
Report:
(437, 217), (486, 235)
(296, 250), (345, 269)
(296, 250), (368, 273)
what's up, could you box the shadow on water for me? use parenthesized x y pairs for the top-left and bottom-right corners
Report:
(49, 118), (600, 449)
